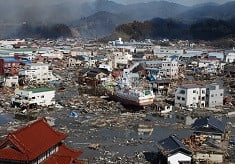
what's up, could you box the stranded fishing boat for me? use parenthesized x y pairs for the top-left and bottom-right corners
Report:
(106, 85), (155, 106)
(105, 64), (155, 107)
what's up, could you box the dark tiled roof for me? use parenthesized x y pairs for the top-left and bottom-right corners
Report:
(158, 135), (191, 154)
(192, 116), (225, 133)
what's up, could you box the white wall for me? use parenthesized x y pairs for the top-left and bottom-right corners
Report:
(20, 63), (59, 83)
(162, 61), (178, 79)
(168, 152), (191, 164)
(14, 89), (55, 106)
(226, 52), (235, 63)
(4, 76), (18, 87)
(175, 86), (206, 108)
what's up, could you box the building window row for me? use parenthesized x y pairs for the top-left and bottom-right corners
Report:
(177, 96), (185, 101)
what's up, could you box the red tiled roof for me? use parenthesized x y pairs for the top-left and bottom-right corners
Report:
(0, 118), (67, 161)
(43, 144), (83, 164)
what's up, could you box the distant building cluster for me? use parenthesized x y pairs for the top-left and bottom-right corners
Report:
(0, 37), (235, 163)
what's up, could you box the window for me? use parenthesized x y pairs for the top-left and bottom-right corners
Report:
(211, 94), (214, 97)
(182, 97), (185, 101)
(177, 96), (180, 100)
(41, 95), (45, 98)
(202, 97), (205, 101)
(193, 97), (196, 100)
(31, 97), (35, 99)
(202, 90), (205, 94)
(220, 93), (223, 96)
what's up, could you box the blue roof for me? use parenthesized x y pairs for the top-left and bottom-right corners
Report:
(192, 116), (225, 133)
(1, 57), (30, 65)
(158, 135), (191, 153)
(167, 54), (179, 61)
(1, 57), (20, 63)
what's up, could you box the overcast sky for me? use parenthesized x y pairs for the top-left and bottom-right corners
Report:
(114, 0), (234, 6)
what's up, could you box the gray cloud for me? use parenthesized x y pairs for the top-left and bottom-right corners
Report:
(0, 0), (233, 25)
(115, 0), (234, 6)
(0, 0), (92, 25)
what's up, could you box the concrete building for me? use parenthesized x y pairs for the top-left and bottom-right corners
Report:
(175, 84), (206, 108)
(19, 63), (60, 84)
(111, 51), (132, 69)
(145, 60), (178, 79)
(161, 60), (179, 79)
(206, 83), (224, 108)
(11, 87), (55, 107)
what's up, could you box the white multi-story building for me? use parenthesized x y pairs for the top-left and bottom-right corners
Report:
(112, 51), (133, 69)
(175, 84), (206, 108)
(19, 63), (60, 83)
(161, 60), (179, 79)
(11, 87), (55, 107)
(145, 60), (178, 79)
(206, 84), (224, 108)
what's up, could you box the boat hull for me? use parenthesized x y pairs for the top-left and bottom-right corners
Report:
(106, 91), (154, 107)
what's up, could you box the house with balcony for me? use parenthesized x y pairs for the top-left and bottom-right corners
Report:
(11, 87), (55, 108)
(0, 118), (83, 163)
(175, 84), (206, 108)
